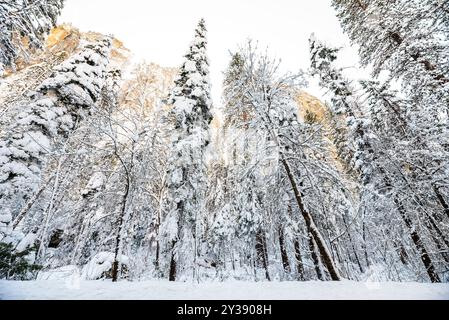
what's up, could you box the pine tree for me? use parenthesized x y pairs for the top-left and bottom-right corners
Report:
(0, 38), (112, 234)
(0, 0), (65, 74)
(332, 0), (448, 80)
(309, 35), (443, 282)
(0, 242), (42, 280)
(332, 0), (449, 144)
(331, 0), (449, 281)
(361, 80), (449, 265)
(221, 41), (344, 281)
(164, 19), (213, 281)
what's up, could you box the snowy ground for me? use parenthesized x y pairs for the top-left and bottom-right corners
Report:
(1, 280), (448, 300)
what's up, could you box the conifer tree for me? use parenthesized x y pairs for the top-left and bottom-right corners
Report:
(0, 38), (112, 234)
(0, 0), (65, 74)
(164, 19), (213, 281)
(332, 0), (448, 139)
(331, 0), (449, 278)
(221, 42), (344, 281)
(309, 35), (442, 282)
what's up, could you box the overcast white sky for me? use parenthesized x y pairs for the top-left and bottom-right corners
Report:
(60, 0), (363, 106)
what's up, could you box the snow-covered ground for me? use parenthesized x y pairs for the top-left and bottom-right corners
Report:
(1, 280), (448, 300)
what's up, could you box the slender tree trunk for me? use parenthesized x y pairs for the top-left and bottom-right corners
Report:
(281, 158), (342, 280)
(433, 185), (449, 219)
(256, 231), (270, 281)
(423, 221), (449, 264)
(422, 208), (449, 251)
(11, 174), (56, 230)
(168, 201), (183, 282)
(155, 239), (160, 272)
(169, 240), (177, 282)
(378, 165), (441, 282)
(154, 222), (161, 273)
(36, 158), (63, 263)
(362, 221), (370, 267)
(332, 240), (348, 279)
(287, 205), (305, 280)
(252, 252), (258, 281)
(111, 156), (132, 282)
(294, 240), (305, 280)
(309, 234), (324, 281)
(392, 241), (407, 266)
(111, 184), (130, 282)
(395, 198), (441, 283)
(154, 180), (166, 275)
(193, 209), (199, 283)
(278, 227), (291, 275)
(399, 243), (408, 265)
(343, 215), (364, 273)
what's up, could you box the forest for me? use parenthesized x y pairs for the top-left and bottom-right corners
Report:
(0, 0), (448, 287)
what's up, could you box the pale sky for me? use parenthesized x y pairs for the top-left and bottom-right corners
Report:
(60, 0), (364, 107)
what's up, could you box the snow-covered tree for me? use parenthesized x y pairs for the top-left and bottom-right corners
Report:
(309, 35), (445, 282)
(331, 0), (449, 281)
(0, 38), (112, 236)
(1, 2), (447, 286)
(361, 79), (449, 266)
(218, 41), (348, 281)
(332, 0), (449, 146)
(0, 0), (65, 75)
(163, 19), (213, 281)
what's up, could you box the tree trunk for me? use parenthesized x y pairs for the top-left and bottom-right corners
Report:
(168, 199), (185, 282)
(362, 221), (370, 267)
(169, 240), (177, 282)
(343, 215), (364, 273)
(11, 174), (56, 230)
(378, 165), (441, 282)
(309, 234), (324, 281)
(281, 158), (342, 280)
(395, 198), (441, 283)
(278, 227), (291, 274)
(423, 221), (449, 264)
(287, 205), (305, 280)
(111, 160), (132, 283)
(111, 186), (129, 282)
(154, 184), (165, 274)
(433, 185), (449, 219)
(155, 239), (160, 272)
(256, 231), (270, 281)
(399, 243), (408, 265)
(294, 240), (305, 280)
